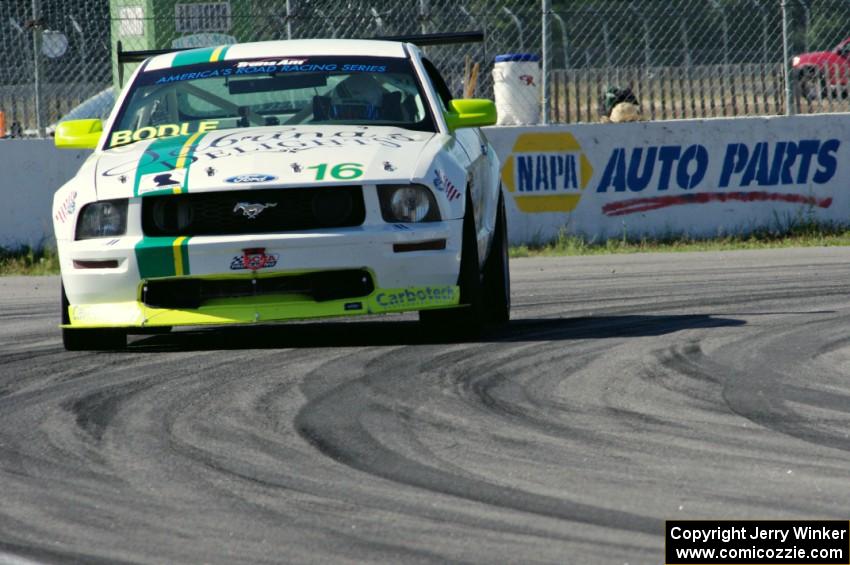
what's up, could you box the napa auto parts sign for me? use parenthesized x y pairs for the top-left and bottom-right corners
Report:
(483, 114), (848, 245)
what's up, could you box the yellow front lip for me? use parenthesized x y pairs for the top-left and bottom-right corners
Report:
(64, 285), (461, 328)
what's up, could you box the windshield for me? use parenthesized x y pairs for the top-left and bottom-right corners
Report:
(108, 55), (434, 148)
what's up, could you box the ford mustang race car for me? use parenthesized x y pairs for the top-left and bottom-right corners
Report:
(53, 34), (509, 350)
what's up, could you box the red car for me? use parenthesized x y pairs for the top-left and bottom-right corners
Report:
(792, 37), (850, 99)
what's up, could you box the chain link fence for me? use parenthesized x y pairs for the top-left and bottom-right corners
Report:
(548, 0), (850, 122)
(1, 0), (849, 136)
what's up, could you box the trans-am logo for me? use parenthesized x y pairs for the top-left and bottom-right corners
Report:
(500, 132), (594, 213)
(226, 174), (278, 184)
(230, 248), (279, 271)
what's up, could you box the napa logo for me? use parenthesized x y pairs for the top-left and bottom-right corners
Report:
(500, 132), (593, 213)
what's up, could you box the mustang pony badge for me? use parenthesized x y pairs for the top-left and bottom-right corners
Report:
(233, 202), (278, 219)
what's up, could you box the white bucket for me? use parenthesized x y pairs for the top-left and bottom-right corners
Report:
(492, 54), (541, 125)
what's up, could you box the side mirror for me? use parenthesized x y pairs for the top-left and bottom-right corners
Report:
(444, 99), (497, 131)
(55, 119), (103, 150)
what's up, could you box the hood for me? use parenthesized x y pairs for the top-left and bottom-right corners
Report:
(94, 125), (440, 199)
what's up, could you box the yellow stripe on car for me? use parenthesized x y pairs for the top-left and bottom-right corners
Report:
(172, 131), (204, 193)
(172, 236), (188, 275)
(209, 46), (226, 62)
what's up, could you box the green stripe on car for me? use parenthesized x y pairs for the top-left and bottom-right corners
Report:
(135, 236), (191, 279)
(171, 45), (230, 67)
(133, 133), (206, 197)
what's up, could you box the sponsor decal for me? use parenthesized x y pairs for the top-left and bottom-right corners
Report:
(234, 61), (339, 74)
(232, 61), (386, 75)
(230, 248), (278, 271)
(432, 170), (461, 201)
(109, 120), (219, 148)
(71, 305), (95, 322)
(138, 169), (188, 195)
(519, 74), (536, 86)
(155, 69), (233, 84)
(100, 129), (423, 182)
(374, 286), (456, 309)
(237, 58), (308, 67)
(344, 302), (363, 311)
(233, 202), (277, 219)
(500, 132), (594, 213)
(392, 224), (411, 231)
(199, 129), (420, 154)
(225, 174), (277, 184)
(341, 64), (387, 73)
(54, 191), (77, 223)
(596, 139), (840, 216)
(161, 54), (394, 74)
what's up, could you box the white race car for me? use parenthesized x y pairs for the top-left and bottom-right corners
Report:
(53, 34), (509, 350)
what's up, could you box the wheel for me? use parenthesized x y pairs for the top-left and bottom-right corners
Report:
(482, 192), (510, 325)
(61, 282), (126, 351)
(419, 191), (485, 337)
(796, 66), (826, 101)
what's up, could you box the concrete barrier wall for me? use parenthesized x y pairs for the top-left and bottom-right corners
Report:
(3, 114), (849, 248)
(0, 141), (90, 248)
(483, 113), (850, 245)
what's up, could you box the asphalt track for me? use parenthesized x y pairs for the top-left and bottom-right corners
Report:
(1, 248), (850, 564)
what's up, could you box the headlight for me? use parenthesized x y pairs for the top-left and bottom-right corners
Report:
(792, 56), (801, 66)
(378, 185), (440, 223)
(75, 199), (128, 240)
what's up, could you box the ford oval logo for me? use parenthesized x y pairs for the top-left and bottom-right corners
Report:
(225, 174), (278, 184)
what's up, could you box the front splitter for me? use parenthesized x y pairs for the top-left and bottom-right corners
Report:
(64, 285), (461, 328)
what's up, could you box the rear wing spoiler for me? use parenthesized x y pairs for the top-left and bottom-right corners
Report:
(372, 31), (484, 46)
(115, 31), (483, 85)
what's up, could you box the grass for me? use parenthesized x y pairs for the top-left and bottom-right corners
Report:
(509, 222), (850, 258)
(4, 222), (850, 275)
(0, 246), (60, 276)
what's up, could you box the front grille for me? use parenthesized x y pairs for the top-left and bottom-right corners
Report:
(142, 186), (365, 236)
(142, 269), (374, 309)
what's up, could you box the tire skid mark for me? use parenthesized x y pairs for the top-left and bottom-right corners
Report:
(654, 324), (850, 456)
(295, 343), (661, 537)
(3, 256), (850, 563)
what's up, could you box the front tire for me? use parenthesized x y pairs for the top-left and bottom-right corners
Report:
(61, 282), (126, 351)
(482, 193), (510, 325)
(419, 191), (485, 337)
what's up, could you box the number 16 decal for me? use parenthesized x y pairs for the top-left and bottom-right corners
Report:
(307, 163), (364, 180)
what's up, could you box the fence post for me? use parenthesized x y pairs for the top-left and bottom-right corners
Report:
(30, 0), (44, 137)
(419, 0), (428, 34)
(541, 0), (550, 124)
(781, 0), (794, 116)
(285, 0), (293, 40)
